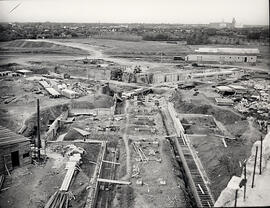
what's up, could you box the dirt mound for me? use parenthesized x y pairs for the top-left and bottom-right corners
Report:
(64, 128), (85, 141)
(70, 95), (114, 109)
(0, 108), (18, 131)
(174, 95), (243, 125)
(23, 104), (69, 137)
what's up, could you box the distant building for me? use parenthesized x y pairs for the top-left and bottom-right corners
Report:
(209, 18), (236, 29)
(186, 47), (260, 64)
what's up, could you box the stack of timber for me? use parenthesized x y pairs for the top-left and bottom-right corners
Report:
(45, 190), (70, 208)
(45, 150), (82, 207)
(60, 153), (81, 191)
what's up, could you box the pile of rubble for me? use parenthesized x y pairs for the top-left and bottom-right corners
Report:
(71, 82), (88, 96)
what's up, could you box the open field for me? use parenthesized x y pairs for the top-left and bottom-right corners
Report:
(0, 40), (88, 55)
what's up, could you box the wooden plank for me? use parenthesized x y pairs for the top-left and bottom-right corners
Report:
(97, 178), (131, 185)
(59, 194), (67, 208)
(44, 191), (58, 208)
(222, 138), (227, 148)
(102, 160), (120, 165)
(3, 156), (11, 176)
(60, 165), (76, 191)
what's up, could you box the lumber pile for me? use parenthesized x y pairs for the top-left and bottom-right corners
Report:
(45, 190), (72, 208)
(60, 153), (81, 191)
(45, 145), (84, 208)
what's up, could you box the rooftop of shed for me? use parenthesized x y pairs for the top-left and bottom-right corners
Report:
(195, 48), (260, 54)
(0, 125), (30, 147)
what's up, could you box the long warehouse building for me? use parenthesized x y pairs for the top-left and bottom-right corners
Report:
(186, 47), (259, 63)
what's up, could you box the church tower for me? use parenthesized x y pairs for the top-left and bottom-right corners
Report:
(232, 17), (236, 28)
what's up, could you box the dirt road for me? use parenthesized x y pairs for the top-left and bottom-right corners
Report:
(23, 39), (169, 70)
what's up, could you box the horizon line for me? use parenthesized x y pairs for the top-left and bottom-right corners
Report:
(0, 21), (269, 27)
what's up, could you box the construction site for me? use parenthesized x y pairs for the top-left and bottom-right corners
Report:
(0, 38), (269, 208)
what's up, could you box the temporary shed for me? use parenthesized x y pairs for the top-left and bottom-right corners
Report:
(73, 128), (91, 141)
(0, 125), (31, 175)
(194, 48), (260, 54)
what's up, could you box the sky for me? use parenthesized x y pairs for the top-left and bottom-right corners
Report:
(0, 0), (269, 25)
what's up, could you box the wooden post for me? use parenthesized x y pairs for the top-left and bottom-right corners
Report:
(259, 135), (263, 175)
(243, 162), (246, 201)
(234, 189), (238, 207)
(37, 99), (41, 160)
(251, 146), (258, 188)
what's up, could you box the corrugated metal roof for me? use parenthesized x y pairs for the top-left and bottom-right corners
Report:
(192, 71), (233, 78)
(195, 48), (260, 54)
(0, 125), (30, 147)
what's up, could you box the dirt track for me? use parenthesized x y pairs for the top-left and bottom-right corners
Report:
(121, 100), (132, 180)
(19, 39), (171, 70)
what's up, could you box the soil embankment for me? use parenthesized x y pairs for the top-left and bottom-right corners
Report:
(172, 91), (261, 200)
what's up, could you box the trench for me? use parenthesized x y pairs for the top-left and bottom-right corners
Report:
(159, 108), (196, 207)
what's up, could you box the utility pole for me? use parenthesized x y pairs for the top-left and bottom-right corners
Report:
(37, 99), (41, 161)
(243, 162), (247, 201)
(259, 135), (263, 175)
(234, 189), (238, 207)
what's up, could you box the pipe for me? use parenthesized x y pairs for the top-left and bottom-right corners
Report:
(243, 163), (246, 201)
(259, 135), (263, 175)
